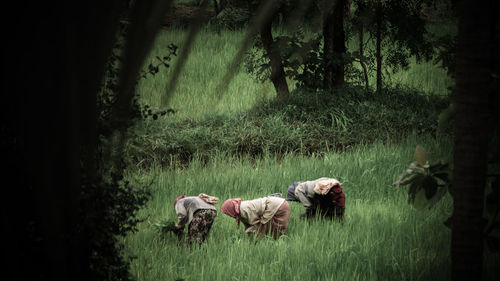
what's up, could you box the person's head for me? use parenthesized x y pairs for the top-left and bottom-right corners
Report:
(313, 178), (341, 195)
(199, 193), (219, 205)
(174, 194), (186, 207)
(221, 198), (242, 227)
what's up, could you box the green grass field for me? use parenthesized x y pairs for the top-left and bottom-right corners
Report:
(123, 22), (498, 281)
(136, 27), (453, 121)
(136, 28), (276, 121)
(124, 135), (457, 281)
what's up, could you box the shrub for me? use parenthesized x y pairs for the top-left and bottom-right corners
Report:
(125, 84), (450, 168)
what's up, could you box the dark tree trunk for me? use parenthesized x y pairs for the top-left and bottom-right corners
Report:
(358, 23), (369, 91)
(323, 1), (335, 91)
(4, 1), (170, 281)
(333, 0), (346, 87)
(323, 0), (346, 92)
(260, 14), (290, 100)
(213, 0), (219, 14)
(5, 2), (124, 280)
(375, 0), (382, 94)
(451, 0), (493, 280)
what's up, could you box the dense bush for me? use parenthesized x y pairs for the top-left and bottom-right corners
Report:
(209, 0), (252, 30)
(125, 85), (450, 168)
(84, 24), (178, 281)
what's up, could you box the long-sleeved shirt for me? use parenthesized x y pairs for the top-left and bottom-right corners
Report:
(286, 181), (304, 201)
(175, 196), (217, 228)
(239, 196), (285, 233)
(294, 177), (335, 209)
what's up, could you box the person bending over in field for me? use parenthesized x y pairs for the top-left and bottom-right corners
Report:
(173, 193), (218, 245)
(286, 177), (345, 220)
(221, 196), (290, 240)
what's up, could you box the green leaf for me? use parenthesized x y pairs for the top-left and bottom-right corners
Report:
(429, 161), (450, 175)
(393, 168), (415, 188)
(428, 185), (449, 209)
(408, 175), (424, 204)
(422, 175), (438, 200)
(412, 188), (428, 210)
(414, 145), (427, 166)
(407, 175), (438, 210)
(433, 171), (450, 184)
(393, 161), (428, 188)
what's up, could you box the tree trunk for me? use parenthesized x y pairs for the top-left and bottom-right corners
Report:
(359, 23), (369, 91)
(375, 0), (382, 94)
(323, 0), (346, 92)
(333, 0), (346, 87)
(5, 1), (171, 281)
(451, 0), (493, 280)
(5, 2), (124, 280)
(260, 14), (290, 100)
(323, 1), (335, 91)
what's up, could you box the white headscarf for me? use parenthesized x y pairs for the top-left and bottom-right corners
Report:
(313, 178), (342, 195)
(198, 193), (219, 205)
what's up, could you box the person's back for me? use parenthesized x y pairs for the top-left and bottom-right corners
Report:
(173, 194), (218, 245)
(289, 177), (345, 219)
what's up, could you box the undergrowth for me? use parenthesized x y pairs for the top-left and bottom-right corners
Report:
(125, 84), (450, 169)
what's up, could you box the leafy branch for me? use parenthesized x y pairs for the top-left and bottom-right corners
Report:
(393, 145), (500, 253)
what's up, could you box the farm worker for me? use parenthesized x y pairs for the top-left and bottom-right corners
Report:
(221, 196), (290, 240)
(286, 177), (345, 219)
(173, 193), (218, 245)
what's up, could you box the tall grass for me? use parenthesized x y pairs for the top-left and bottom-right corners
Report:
(123, 135), (467, 281)
(137, 28), (277, 121)
(122, 20), (500, 281)
(137, 25), (453, 121)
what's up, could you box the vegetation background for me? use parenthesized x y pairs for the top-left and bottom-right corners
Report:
(120, 1), (497, 281)
(4, 0), (498, 281)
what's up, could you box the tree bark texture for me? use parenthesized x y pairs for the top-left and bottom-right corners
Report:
(260, 14), (290, 100)
(4, 1), (170, 281)
(323, 0), (346, 91)
(323, 1), (335, 91)
(358, 23), (369, 91)
(451, 0), (493, 280)
(375, 0), (382, 93)
(5, 2), (125, 280)
(333, 0), (346, 87)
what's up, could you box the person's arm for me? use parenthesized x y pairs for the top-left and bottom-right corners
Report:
(245, 224), (259, 234)
(240, 199), (265, 235)
(295, 183), (316, 218)
(295, 183), (313, 209)
(174, 202), (188, 229)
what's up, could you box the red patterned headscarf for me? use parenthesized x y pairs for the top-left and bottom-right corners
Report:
(221, 198), (242, 228)
(174, 194), (186, 207)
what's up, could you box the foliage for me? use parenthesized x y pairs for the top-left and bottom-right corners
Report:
(149, 219), (183, 239)
(245, 29), (371, 91)
(209, 2), (252, 30)
(122, 136), (477, 281)
(393, 145), (450, 210)
(346, 0), (437, 88)
(82, 172), (150, 281)
(84, 24), (178, 281)
(432, 33), (457, 79)
(126, 85), (449, 168)
(393, 145), (500, 253)
(98, 27), (178, 136)
(244, 0), (441, 92)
